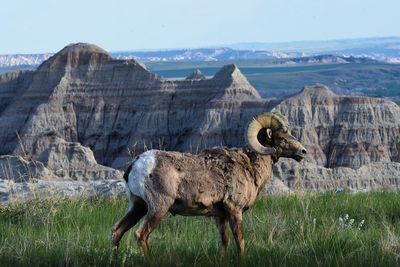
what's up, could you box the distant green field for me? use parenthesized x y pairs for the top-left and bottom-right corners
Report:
(147, 62), (400, 98)
(1, 192), (400, 266)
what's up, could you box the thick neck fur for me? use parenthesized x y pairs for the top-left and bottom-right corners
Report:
(246, 151), (275, 195)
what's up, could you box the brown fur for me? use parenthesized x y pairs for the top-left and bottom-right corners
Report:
(112, 128), (306, 258)
(148, 148), (270, 217)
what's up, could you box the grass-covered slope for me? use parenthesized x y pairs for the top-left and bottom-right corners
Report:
(147, 62), (400, 99)
(1, 192), (400, 266)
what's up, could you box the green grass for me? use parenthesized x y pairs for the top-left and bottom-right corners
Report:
(1, 192), (400, 266)
(146, 62), (400, 99)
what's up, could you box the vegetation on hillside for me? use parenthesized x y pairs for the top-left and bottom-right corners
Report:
(146, 62), (400, 99)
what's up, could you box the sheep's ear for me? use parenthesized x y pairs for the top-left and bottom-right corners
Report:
(266, 128), (272, 140)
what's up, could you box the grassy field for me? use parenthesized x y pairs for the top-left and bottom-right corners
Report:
(1, 192), (400, 266)
(146, 62), (400, 99)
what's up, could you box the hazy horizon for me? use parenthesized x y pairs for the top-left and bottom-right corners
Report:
(1, 0), (399, 54)
(0, 35), (397, 55)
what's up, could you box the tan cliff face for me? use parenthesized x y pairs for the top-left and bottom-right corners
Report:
(273, 85), (400, 169)
(271, 85), (400, 192)
(1, 43), (400, 193)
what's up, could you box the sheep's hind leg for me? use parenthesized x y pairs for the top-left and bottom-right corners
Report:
(135, 200), (172, 256)
(112, 199), (147, 248)
(228, 211), (245, 258)
(215, 216), (230, 256)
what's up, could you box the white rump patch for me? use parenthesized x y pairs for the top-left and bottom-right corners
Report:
(127, 150), (157, 201)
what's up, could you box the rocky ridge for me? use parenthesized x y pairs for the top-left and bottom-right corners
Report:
(1, 43), (400, 203)
(271, 85), (400, 192)
(274, 85), (400, 169)
(0, 179), (126, 203)
(0, 43), (275, 171)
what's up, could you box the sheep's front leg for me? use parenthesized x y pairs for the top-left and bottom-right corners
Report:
(215, 216), (230, 256)
(228, 211), (245, 258)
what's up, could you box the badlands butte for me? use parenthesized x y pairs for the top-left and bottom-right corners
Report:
(1, 43), (400, 202)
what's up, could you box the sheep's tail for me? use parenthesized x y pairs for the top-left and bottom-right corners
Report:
(123, 163), (133, 183)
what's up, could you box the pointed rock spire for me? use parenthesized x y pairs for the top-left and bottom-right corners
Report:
(185, 69), (206, 80)
(212, 64), (261, 99)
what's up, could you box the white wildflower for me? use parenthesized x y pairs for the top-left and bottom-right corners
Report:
(338, 214), (365, 231)
(358, 219), (365, 230)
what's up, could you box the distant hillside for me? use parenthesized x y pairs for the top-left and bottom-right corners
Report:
(0, 51), (384, 69)
(145, 62), (400, 99)
(0, 53), (52, 68)
(229, 36), (400, 62)
(1, 36), (399, 68)
(116, 52), (378, 64)
(112, 47), (294, 62)
(0, 48), (293, 67)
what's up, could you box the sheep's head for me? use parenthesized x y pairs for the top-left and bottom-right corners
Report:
(246, 112), (307, 162)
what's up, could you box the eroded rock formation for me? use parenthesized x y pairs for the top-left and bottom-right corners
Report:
(271, 85), (400, 191)
(273, 85), (400, 169)
(1, 43), (400, 199)
(0, 43), (277, 171)
(0, 155), (55, 182)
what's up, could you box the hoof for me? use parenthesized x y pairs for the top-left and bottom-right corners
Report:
(111, 232), (120, 248)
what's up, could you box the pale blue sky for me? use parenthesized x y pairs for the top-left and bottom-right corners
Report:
(1, 0), (399, 54)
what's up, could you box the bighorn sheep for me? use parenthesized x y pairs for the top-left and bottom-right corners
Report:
(112, 112), (306, 256)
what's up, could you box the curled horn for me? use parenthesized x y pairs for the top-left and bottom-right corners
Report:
(245, 112), (288, 155)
